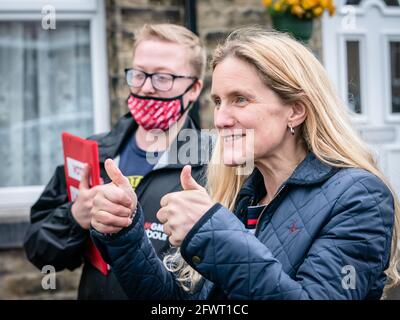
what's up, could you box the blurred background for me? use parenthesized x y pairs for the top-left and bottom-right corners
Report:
(0, 0), (399, 299)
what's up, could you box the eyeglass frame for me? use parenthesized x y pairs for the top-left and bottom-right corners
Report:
(124, 68), (198, 92)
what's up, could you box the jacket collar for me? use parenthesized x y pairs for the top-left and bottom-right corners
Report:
(96, 112), (137, 163)
(238, 152), (338, 198)
(286, 152), (338, 185)
(95, 112), (209, 169)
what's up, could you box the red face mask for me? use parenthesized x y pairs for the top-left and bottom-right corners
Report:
(127, 82), (196, 131)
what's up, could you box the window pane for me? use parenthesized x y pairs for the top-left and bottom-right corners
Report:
(383, 0), (399, 7)
(390, 41), (400, 113)
(345, 0), (362, 5)
(346, 40), (362, 114)
(0, 21), (93, 187)
(345, 0), (399, 6)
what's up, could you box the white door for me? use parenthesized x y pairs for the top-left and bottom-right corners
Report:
(322, 0), (400, 194)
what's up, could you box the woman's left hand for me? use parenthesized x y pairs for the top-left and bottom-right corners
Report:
(157, 165), (214, 246)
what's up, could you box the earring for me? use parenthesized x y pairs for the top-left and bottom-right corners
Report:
(289, 124), (295, 135)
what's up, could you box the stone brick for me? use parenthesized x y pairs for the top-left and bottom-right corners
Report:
(226, 7), (269, 27)
(199, 0), (265, 7)
(385, 286), (400, 300)
(120, 7), (183, 28)
(198, 74), (213, 129)
(0, 249), (36, 275)
(197, 7), (228, 30)
(198, 0), (238, 9)
(309, 18), (323, 61)
(204, 30), (230, 49)
(0, 249), (81, 299)
(119, 0), (149, 7)
(148, 0), (182, 6)
(234, 0), (267, 5)
(120, 34), (134, 54)
(199, 97), (214, 129)
(110, 99), (124, 125)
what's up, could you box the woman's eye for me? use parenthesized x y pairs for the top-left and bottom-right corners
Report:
(234, 96), (248, 105)
(213, 98), (221, 108)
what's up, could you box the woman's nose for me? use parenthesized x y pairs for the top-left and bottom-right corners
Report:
(214, 106), (236, 129)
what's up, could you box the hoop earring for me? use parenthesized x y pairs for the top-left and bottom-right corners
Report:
(289, 124), (295, 135)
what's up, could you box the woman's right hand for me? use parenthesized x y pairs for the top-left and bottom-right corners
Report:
(90, 159), (137, 234)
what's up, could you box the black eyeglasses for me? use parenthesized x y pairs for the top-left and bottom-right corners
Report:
(125, 68), (197, 92)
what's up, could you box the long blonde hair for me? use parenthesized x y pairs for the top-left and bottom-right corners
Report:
(163, 27), (400, 295)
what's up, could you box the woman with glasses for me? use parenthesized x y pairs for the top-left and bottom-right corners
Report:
(24, 23), (208, 300)
(90, 27), (400, 300)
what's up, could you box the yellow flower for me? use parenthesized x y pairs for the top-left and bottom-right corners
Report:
(312, 6), (324, 16)
(262, 0), (273, 7)
(301, 0), (318, 9)
(273, 1), (283, 11)
(328, 4), (336, 15)
(263, 0), (336, 18)
(291, 5), (305, 16)
(320, 0), (329, 8)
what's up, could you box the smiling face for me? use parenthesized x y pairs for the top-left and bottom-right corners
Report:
(211, 56), (295, 166)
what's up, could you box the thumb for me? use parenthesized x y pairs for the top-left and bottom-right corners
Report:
(180, 165), (203, 191)
(79, 164), (90, 190)
(104, 158), (131, 190)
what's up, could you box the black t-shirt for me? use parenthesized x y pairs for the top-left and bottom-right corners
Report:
(119, 134), (169, 254)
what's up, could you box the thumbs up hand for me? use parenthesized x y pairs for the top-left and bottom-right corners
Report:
(104, 158), (137, 208)
(180, 165), (205, 191)
(91, 159), (137, 234)
(157, 165), (213, 246)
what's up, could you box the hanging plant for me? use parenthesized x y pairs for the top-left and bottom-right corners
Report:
(262, 0), (336, 42)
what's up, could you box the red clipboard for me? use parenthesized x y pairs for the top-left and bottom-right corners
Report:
(61, 132), (109, 276)
(62, 132), (101, 201)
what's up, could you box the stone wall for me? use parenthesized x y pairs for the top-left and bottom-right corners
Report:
(0, 249), (81, 299)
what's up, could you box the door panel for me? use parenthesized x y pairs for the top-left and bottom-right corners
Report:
(322, 0), (400, 195)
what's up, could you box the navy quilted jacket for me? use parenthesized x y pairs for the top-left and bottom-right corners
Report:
(91, 153), (395, 300)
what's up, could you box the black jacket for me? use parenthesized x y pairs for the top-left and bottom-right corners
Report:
(23, 113), (210, 299)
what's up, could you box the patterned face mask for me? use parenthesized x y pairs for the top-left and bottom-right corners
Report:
(127, 82), (196, 131)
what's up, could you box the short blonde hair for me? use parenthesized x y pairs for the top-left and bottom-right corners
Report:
(133, 24), (207, 80)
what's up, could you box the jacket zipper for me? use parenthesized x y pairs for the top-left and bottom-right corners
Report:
(254, 184), (287, 237)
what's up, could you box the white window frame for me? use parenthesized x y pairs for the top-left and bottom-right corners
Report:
(338, 32), (369, 124)
(0, 0), (110, 221)
(383, 144), (400, 196)
(382, 32), (400, 123)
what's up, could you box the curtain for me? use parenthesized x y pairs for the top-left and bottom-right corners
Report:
(0, 21), (93, 187)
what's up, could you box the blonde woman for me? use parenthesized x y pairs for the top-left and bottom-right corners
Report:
(90, 27), (399, 299)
